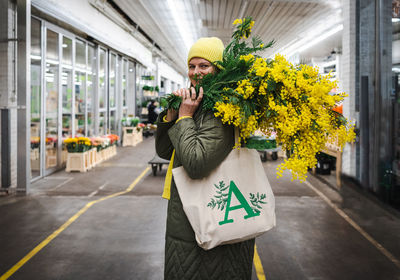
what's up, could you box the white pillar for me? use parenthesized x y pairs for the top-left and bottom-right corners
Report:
(341, 0), (357, 177)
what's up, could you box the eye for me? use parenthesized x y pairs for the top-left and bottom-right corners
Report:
(201, 65), (211, 69)
(189, 65), (195, 70)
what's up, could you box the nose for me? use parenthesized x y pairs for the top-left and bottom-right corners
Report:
(193, 66), (201, 74)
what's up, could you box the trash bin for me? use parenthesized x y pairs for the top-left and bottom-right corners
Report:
(316, 153), (332, 175)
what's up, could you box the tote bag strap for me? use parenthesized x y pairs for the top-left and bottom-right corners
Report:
(162, 149), (175, 200)
(234, 127), (240, 147)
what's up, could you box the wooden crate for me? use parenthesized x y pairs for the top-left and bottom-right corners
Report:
(313, 137), (342, 189)
(89, 148), (96, 168)
(66, 152), (89, 172)
(123, 127), (143, 146)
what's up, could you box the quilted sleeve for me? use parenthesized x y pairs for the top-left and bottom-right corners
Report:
(168, 111), (234, 179)
(155, 111), (175, 160)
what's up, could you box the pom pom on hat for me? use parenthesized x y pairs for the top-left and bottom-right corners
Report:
(187, 37), (224, 66)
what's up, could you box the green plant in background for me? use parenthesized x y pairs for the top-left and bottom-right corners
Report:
(155, 86), (160, 92)
(64, 137), (92, 153)
(143, 85), (155, 91)
(130, 117), (140, 127)
(141, 100), (148, 108)
(121, 117), (140, 127)
(142, 75), (154, 80)
(121, 117), (127, 126)
(245, 136), (276, 150)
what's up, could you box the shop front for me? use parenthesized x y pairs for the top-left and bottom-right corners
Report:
(29, 17), (138, 181)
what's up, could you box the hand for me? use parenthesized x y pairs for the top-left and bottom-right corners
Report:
(174, 87), (203, 118)
(166, 108), (178, 122)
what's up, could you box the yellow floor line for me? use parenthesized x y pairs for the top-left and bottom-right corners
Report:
(254, 244), (266, 280)
(304, 180), (400, 270)
(0, 166), (150, 280)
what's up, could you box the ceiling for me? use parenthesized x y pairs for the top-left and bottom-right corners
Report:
(113, 0), (343, 75)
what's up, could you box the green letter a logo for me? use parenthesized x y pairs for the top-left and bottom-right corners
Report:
(219, 181), (259, 225)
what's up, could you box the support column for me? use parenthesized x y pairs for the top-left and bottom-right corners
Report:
(17, 0), (31, 193)
(0, 0), (19, 192)
(341, 0), (357, 178)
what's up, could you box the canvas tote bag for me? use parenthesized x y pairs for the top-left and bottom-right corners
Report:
(172, 136), (276, 250)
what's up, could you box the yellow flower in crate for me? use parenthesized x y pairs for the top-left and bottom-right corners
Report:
(77, 137), (90, 142)
(64, 137), (77, 144)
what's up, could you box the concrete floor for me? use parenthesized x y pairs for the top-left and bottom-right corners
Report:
(1, 137), (400, 280)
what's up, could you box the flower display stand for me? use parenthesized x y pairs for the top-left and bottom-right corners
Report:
(45, 147), (57, 168)
(30, 148), (40, 170)
(100, 149), (107, 161)
(66, 152), (89, 172)
(312, 136), (342, 189)
(122, 127), (135, 147)
(106, 147), (112, 159)
(110, 145), (117, 156)
(95, 149), (103, 164)
(134, 130), (143, 145)
(62, 150), (68, 164)
(88, 148), (96, 169)
(123, 127), (143, 147)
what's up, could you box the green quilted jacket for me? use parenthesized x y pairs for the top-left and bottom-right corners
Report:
(156, 107), (255, 280)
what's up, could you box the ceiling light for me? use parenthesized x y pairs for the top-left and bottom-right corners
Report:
(296, 24), (343, 54)
(167, 0), (195, 53)
(279, 24), (343, 58)
(30, 54), (41, 60)
(393, 18), (400, 23)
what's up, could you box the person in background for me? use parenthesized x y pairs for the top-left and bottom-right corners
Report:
(147, 99), (158, 124)
(156, 37), (255, 280)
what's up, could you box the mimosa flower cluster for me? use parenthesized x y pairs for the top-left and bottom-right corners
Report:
(164, 17), (355, 181)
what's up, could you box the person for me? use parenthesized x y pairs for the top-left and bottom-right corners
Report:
(156, 37), (255, 279)
(147, 99), (158, 124)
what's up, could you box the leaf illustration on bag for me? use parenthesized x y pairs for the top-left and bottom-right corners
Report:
(207, 180), (268, 225)
(207, 181), (229, 210)
(249, 193), (267, 214)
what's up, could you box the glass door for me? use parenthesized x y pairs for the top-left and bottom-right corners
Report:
(61, 35), (74, 164)
(75, 39), (87, 137)
(30, 17), (42, 179)
(109, 52), (117, 134)
(44, 28), (60, 173)
(99, 48), (107, 135)
(87, 44), (96, 137)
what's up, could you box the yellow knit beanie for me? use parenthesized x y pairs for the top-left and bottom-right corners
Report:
(187, 37), (224, 66)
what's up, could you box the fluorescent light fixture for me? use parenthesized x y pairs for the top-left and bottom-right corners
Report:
(167, 0), (195, 52)
(296, 24), (343, 54)
(279, 24), (343, 58)
(46, 59), (59, 65)
(30, 55), (41, 60)
(393, 18), (400, 23)
(75, 67), (87, 73)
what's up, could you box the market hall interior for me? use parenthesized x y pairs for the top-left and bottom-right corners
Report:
(1, 0), (400, 279)
(1, 138), (400, 279)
